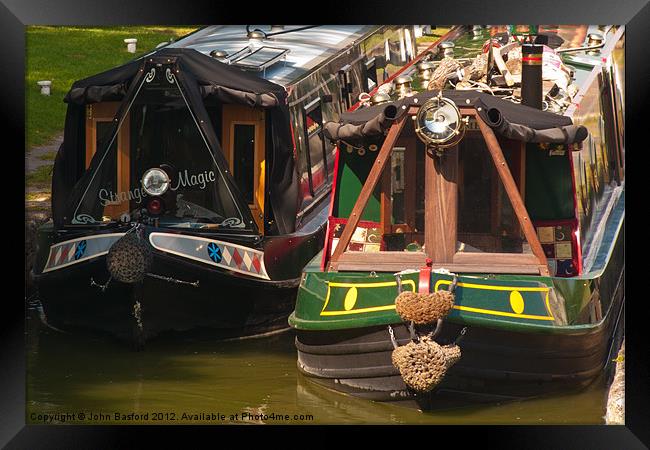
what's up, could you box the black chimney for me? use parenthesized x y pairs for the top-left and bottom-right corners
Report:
(521, 43), (543, 109)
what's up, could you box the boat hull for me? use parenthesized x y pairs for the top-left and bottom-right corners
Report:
(35, 251), (299, 342)
(295, 301), (624, 409)
(33, 203), (328, 342)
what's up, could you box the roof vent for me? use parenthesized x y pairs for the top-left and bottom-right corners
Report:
(228, 46), (290, 75)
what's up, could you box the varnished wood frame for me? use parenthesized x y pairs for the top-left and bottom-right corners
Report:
(221, 104), (266, 233)
(84, 102), (130, 218)
(329, 106), (549, 275)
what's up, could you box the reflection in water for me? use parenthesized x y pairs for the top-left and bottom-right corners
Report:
(26, 312), (607, 425)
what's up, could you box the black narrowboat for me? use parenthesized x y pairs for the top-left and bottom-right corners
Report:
(32, 25), (443, 343)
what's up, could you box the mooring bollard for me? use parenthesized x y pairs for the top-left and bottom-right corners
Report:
(124, 38), (138, 53)
(37, 80), (52, 96)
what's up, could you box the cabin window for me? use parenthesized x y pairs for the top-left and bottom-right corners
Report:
(71, 65), (251, 231)
(304, 99), (327, 194)
(386, 139), (425, 233)
(364, 58), (378, 92)
(457, 134), (531, 254)
(382, 29), (406, 78)
(403, 28), (415, 61)
(232, 124), (255, 204)
(338, 65), (355, 111)
(398, 28), (407, 63)
(600, 66), (623, 184)
(390, 147), (406, 224)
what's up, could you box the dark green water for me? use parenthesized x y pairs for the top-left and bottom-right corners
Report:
(26, 314), (609, 425)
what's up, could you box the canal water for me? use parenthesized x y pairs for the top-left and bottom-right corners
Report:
(27, 314), (609, 425)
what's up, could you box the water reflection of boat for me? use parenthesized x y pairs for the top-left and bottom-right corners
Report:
(32, 26), (454, 344)
(289, 25), (625, 410)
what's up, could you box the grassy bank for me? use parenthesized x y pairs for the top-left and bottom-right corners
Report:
(26, 26), (199, 151)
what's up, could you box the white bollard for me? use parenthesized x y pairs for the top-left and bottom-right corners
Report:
(124, 38), (138, 53)
(37, 80), (52, 96)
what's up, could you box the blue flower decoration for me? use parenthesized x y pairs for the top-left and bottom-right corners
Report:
(207, 242), (222, 263)
(74, 240), (87, 260)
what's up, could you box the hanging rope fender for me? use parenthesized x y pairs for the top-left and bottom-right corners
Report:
(394, 274), (457, 325)
(106, 224), (153, 284)
(391, 334), (462, 393)
(390, 273), (462, 393)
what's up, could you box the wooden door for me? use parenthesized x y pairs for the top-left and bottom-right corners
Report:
(85, 102), (130, 219)
(221, 104), (266, 233)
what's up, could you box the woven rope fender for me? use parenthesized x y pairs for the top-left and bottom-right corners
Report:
(106, 232), (153, 283)
(391, 335), (462, 392)
(395, 290), (455, 325)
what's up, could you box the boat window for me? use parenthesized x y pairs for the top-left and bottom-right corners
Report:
(384, 29), (403, 69)
(611, 38), (625, 172)
(403, 28), (414, 61)
(232, 124), (255, 204)
(304, 99), (327, 194)
(456, 134), (531, 254)
(338, 65), (359, 111)
(71, 65), (250, 231)
(599, 66), (623, 185)
(381, 139), (426, 251)
(398, 28), (407, 63)
(364, 58), (378, 92)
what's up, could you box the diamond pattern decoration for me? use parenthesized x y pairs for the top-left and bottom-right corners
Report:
(221, 246), (232, 265)
(67, 243), (77, 262)
(251, 254), (261, 274)
(232, 249), (243, 268)
(147, 232), (270, 280)
(54, 246), (64, 265)
(43, 234), (125, 273)
(242, 251), (252, 271)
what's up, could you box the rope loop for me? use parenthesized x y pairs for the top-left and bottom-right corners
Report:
(387, 324), (399, 349)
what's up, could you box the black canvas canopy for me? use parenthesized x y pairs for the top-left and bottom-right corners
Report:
(53, 48), (299, 234)
(324, 89), (588, 145)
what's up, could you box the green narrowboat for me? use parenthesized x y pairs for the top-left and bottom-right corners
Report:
(288, 25), (625, 410)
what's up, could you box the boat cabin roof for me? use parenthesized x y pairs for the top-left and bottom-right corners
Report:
(167, 25), (378, 87)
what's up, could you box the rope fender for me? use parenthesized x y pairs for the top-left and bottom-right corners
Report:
(391, 336), (461, 393)
(391, 272), (462, 393)
(395, 290), (455, 325)
(106, 225), (153, 283)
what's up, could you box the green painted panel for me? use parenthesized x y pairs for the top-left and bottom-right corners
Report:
(525, 143), (575, 220)
(290, 270), (570, 331)
(333, 148), (381, 222)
